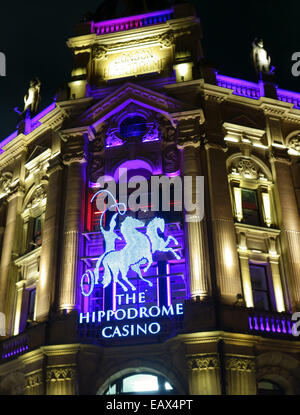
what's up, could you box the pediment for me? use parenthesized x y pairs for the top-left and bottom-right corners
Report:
(75, 82), (195, 132)
(228, 114), (261, 130)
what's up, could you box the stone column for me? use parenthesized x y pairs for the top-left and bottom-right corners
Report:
(226, 356), (256, 395)
(13, 280), (25, 335)
(187, 355), (221, 394)
(206, 143), (243, 305)
(271, 151), (300, 308)
(269, 257), (285, 312)
(35, 155), (63, 320)
(176, 114), (209, 299)
(58, 136), (86, 312)
(0, 186), (24, 333)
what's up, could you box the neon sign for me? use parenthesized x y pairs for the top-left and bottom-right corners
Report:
(79, 289), (184, 339)
(80, 190), (180, 296)
(79, 190), (183, 339)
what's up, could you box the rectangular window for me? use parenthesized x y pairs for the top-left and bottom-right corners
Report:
(33, 215), (42, 248)
(249, 264), (271, 311)
(27, 288), (36, 322)
(242, 189), (260, 226)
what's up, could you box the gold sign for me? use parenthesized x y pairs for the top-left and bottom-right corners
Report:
(104, 47), (165, 80)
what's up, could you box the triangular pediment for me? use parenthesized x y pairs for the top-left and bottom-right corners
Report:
(26, 145), (48, 163)
(228, 114), (261, 130)
(76, 82), (195, 131)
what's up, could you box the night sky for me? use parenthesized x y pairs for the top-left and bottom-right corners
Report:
(0, 0), (300, 141)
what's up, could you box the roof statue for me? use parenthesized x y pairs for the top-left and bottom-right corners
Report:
(252, 38), (275, 76)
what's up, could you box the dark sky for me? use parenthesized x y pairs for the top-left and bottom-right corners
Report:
(0, 0), (300, 141)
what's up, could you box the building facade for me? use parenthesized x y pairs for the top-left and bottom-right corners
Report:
(0, 2), (300, 395)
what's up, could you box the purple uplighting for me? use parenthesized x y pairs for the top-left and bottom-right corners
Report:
(216, 73), (300, 109)
(91, 9), (174, 36)
(248, 314), (294, 336)
(0, 102), (56, 153)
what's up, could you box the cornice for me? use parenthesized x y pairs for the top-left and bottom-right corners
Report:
(202, 82), (300, 123)
(67, 15), (199, 50)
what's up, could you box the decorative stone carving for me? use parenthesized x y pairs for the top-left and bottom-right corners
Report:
(235, 158), (258, 179)
(27, 185), (47, 209)
(46, 367), (76, 381)
(176, 117), (203, 148)
(62, 151), (87, 165)
(25, 371), (43, 388)
(92, 45), (107, 60)
(0, 171), (13, 194)
(226, 357), (255, 371)
(288, 135), (300, 155)
(158, 116), (176, 143)
(159, 31), (174, 49)
(164, 144), (180, 174)
(187, 356), (220, 370)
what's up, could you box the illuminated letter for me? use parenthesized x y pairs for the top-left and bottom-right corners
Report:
(97, 310), (105, 322)
(126, 293), (136, 304)
(128, 308), (138, 319)
(161, 305), (174, 317)
(79, 312), (89, 324)
(139, 292), (146, 303)
(136, 323), (148, 335)
(102, 326), (112, 338)
(175, 303), (184, 315)
(107, 310), (115, 321)
(116, 294), (125, 305)
(148, 306), (161, 317)
(115, 309), (126, 320)
(112, 326), (122, 337)
(122, 324), (130, 337)
(139, 307), (149, 318)
(148, 322), (161, 334)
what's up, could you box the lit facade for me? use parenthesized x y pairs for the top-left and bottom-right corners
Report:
(0, 2), (300, 395)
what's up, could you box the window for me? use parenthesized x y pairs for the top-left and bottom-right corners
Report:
(27, 288), (36, 322)
(103, 373), (175, 395)
(120, 116), (147, 139)
(257, 380), (285, 395)
(33, 215), (42, 247)
(249, 264), (273, 311)
(242, 189), (261, 226)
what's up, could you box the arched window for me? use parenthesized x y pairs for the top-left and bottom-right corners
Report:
(102, 373), (176, 395)
(257, 379), (285, 395)
(119, 116), (147, 140)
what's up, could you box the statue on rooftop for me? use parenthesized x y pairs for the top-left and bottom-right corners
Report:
(24, 78), (41, 114)
(14, 77), (41, 118)
(252, 38), (274, 75)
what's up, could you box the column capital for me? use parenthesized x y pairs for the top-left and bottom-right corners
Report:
(62, 151), (87, 166)
(47, 154), (64, 175)
(7, 183), (25, 202)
